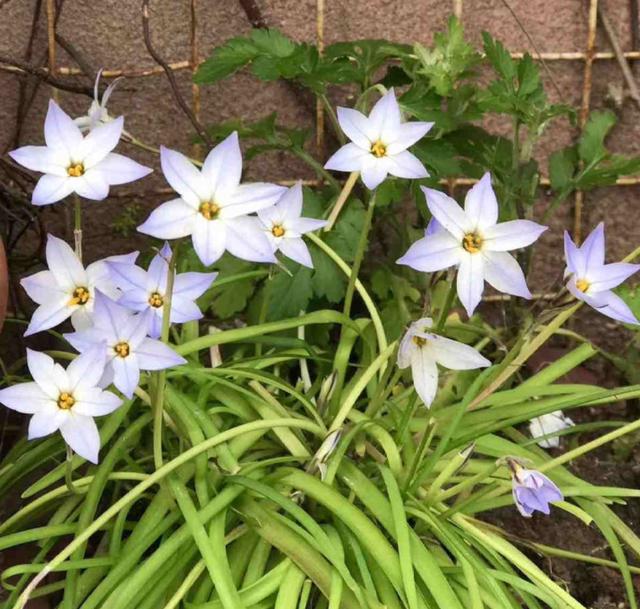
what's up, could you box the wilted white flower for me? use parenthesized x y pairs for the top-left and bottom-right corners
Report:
(74, 69), (121, 133)
(529, 410), (575, 448)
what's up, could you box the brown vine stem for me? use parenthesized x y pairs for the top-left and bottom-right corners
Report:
(141, 0), (213, 148)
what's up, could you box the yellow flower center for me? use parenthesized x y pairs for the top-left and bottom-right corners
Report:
(69, 286), (90, 306)
(199, 201), (220, 220)
(412, 336), (427, 348)
(148, 291), (164, 308)
(462, 233), (483, 254)
(271, 224), (285, 238)
(575, 278), (590, 293)
(57, 392), (75, 410)
(114, 341), (130, 358)
(370, 140), (387, 158)
(67, 163), (85, 177)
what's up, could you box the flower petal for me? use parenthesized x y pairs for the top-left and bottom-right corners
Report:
(147, 243), (171, 291)
(24, 299), (72, 336)
(482, 220), (547, 252)
(360, 156), (390, 190)
(9, 146), (67, 176)
(192, 218), (227, 266)
(170, 294), (203, 323)
(73, 169), (110, 201)
(410, 348), (439, 407)
(60, 414), (101, 463)
(482, 251), (531, 298)
(385, 150), (428, 180)
(278, 237), (314, 268)
(21, 270), (66, 304)
(396, 231), (461, 272)
(592, 290), (639, 325)
(457, 253), (485, 316)
(586, 262), (640, 292)
(160, 146), (208, 207)
(94, 152), (152, 185)
(111, 355), (140, 398)
(292, 217), (327, 234)
(385, 121), (433, 155)
(32, 174), (75, 206)
(368, 88), (401, 143)
(46, 234), (87, 290)
(44, 100), (83, 154)
(276, 182), (303, 220)
(137, 198), (196, 239)
(223, 183), (287, 218)
(67, 344), (107, 391)
(135, 338), (186, 370)
(324, 143), (369, 173)
(426, 335), (490, 370)
(107, 261), (148, 292)
(27, 349), (60, 399)
(564, 230), (586, 277)
(225, 217), (277, 263)
(336, 107), (375, 149)
(464, 172), (498, 230)
(202, 131), (242, 199)
(421, 186), (471, 240)
(0, 382), (53, 413)
(580, 222), (605, 269)
(173, 271), (217, 300)
(73, 387), (122, 416)
(28, 406), (67, 439)
(80, 116), (124, 168)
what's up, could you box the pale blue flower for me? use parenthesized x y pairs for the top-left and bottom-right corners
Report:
(511, 465), (563, 517)
(108, 242), (216, 338)
(564, 223), (639, 324)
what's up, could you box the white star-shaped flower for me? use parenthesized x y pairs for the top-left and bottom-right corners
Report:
(21, 234), (136, 336)
(324, 88), (433, 190)
(137, 132), (286, 266)
(0, 346), (122, 463)
(397, 317), (490, 407)
(257, 182), (327, 268)
(397, 173), (547, 316)
(9, 99), (151, 205)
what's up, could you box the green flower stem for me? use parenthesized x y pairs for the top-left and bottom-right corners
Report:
(324, 171), (359, 231)
(153, 243), (178, 471)
(14, 418), (321, 609)
(73, 195), (82, 262)
(319, 93), (345, 145)
(64, 446), (82, 496)
(434, 271), (457, 332)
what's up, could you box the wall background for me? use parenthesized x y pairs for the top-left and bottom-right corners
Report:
(0, 0), (639, 341)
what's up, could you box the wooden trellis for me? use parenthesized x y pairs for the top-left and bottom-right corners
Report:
(2, 0), (637, 243)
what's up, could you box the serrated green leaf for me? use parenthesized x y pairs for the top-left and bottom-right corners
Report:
(548, 147), (577, 192)
(193, 36), (258, 83)
(578, 110), (617, 163)
(267, 265), (314, 320)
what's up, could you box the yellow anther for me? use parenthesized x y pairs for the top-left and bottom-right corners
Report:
(271, 225), (285, 238)
(57, 392), (75, 410)
(199, 201), (220, 220)
(69, 286), (90, 306)
(148, 291), (164, 308)
(370, 140), (387, 158)
(575, 278), (590, 293)
(67, 163), (85, 177)
(114, 341), (130, 358)
(462, 233), (483, 254)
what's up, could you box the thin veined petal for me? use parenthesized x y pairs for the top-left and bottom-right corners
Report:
(173, 271), (217, 299)
(80, 116), (124, 168)
(137, 198), (197, 239)
(44, 100), (83, 154)
(276, 182), (303, 220)
(64, 327), (110, 353)
(135, 338), (186, 370)
(170, 294), (203, 323)
(385, 121), (433, 155)
(384, 150), (428, 180)
(73, 168), (110, 201)
(223, 183), (287, 218)
(111, 356), (140, 398)
(586, 262), (640, 292)
(107, 261), (148, 292)
(592, 290), (639, 325)
(31, 174), (75, 206)
(397, 332), (416, 369)
(191, 218), (227, 266)
(426, 335), (491, 370)
(21, 270), (66, 304)
(27, 349), (60, 399)
(118, 290), (152, 313)
(0, 382), (53, 414)
(360, 156), (390, 190)
(324, 143), (369, 173)
(396, 231), (461, 272)
(94, 153), (152, 185)
(67, 344), (107, 391)
(580, 222), (605, 269)
(202, 131), (242, 199)
(46, 234), (87, 290)
(292, 217), (327, 234)
(457, 253), (485, 316)
(482, 220), (547, 252)
(278, 237), (314, 268)
(24, 299), (72, 336)
(9, 146), (67, 176)
(73, 387), (122, 416)
(60, 414), (101, 463)
(147, 243), (171, 290)
(336, 107), (375, 149)
(410, 348), (439, 407)
(28, 406), (67, 439)
(368, 88), (401, 143)
(464, 172), (498, 230)
(482, 251), (532, 299)
(421, 187), (471, 240)
(564, 230), (587, 277)
(225, 217), (277, 263)
(160, 146), (208, 206)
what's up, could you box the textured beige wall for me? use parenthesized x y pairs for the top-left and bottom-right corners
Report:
(1, 0), (639, 339)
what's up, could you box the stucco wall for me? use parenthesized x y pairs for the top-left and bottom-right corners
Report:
(0, 0), (639, 336)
